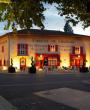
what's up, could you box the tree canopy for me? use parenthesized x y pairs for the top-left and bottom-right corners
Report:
(64, 20), (73, 33)
(0, 0), (90, 30)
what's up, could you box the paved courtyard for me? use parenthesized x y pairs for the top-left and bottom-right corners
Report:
(0, 72), (90, 110)
(35, 87), (90, 110)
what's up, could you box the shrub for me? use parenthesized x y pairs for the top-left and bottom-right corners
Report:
(8, 66), (16, 73)
(28, 56), (36, 74)
(79, 67), (89, 73)
(28, 66), (36, 73)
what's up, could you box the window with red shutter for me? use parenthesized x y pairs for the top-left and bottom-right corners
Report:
(4, 59), (6, 66)
(17, 44), (28, 56)
(55, 45), (58, 52)
(75, 46), (80, 54)
(0, 60), (2, 66)
(48, 45), (50, 52)
(80, 47), (83, 54)
(72, 47), (75, 54)
(26, 44), (28, 55)
(17, 44), (20, 55)
(2, 46), (4, 53)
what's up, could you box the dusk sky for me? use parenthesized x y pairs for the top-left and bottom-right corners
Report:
(0, 3), (90, 36)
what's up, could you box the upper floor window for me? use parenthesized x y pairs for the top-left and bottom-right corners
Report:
(2, 46), (4, 53)
(17, 44), (28, 56)
(0, 60), (2, 66)
(75, 46), (80, 54)
(48, 45), (58, 52)
(72, 46), (83, 55)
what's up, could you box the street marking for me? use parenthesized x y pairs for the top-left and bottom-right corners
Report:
(35, 87), (90, 110)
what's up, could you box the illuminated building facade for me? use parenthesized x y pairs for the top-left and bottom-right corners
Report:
(0, 29), (90, 71)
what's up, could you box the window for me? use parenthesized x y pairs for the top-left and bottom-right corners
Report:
(0, 60), (2, 66)
(4, 59), (7, 66)
(48, 45), (58, 52)
(75, 46), (80, 54)
(2, 46), (4, 53)
(48, 57), (57, 66)
(17, 44), (28, 56)
(72, 46), (83, 55)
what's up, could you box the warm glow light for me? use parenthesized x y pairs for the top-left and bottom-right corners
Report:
(86, 60), (90, 67)
(38, 68), (43, 71)
(3, 66), (7, 70)
(61, 61), (69, 67)
(78, 55), (80, 58)
(13, 57), (20, 70)
(60, 54), (70, 67)
(86, 51), (90, 67)
(39, 55), (44, 60)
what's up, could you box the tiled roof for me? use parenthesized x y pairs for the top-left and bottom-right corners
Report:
(1, 29), (89, 37)
(13, 29), (88, 37)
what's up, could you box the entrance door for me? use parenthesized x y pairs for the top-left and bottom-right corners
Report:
(75, 59), (80, 67)
(48, 57), (57, 66)
(70, 56), (84, 67)
(20, 57), (26, 71)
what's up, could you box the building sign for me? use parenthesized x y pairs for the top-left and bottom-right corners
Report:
(32, 39), (76, 45)
(29, 44), (47, 52)
(60, 46), (71, 53)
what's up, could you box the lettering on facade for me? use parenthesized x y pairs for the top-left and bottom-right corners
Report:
(31, 39), (75, 44)
(29, 44), (47, 52)
(29, 39), (79, 53)
(32, 40), (48, 43)
(58, 40), (75, 44)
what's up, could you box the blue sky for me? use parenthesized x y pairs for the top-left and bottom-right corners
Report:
(0, 3), (90, 36)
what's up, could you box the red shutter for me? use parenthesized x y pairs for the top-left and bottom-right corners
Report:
(72, 47), (75, 54)
(55, 45), (58, 52)
(17, 44), (20, 55)
(48, 45), (50, 51)
(80, 47), (83, 54)
(26, 44), (28, 55)
(2, 46), (4, 52)
(0, 60), (2, 66)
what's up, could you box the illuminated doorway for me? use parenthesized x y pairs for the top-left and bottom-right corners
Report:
(48, 57), (57, 66)
(70, 55), (85, 67)
(20, 57), (26, 71)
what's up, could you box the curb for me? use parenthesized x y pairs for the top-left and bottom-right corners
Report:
(0, 96), (17, 110)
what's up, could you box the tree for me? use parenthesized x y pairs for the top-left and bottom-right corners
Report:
(64, 20), (73, 33)
(0, 0), (90, 30)
(56, 0), (90, 28)
(0, 0), (45, 30)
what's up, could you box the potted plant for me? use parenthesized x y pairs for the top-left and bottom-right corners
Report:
(28, 57), (36, 74)
(8, 58), (16, 73)
(79, 59), (88, 73)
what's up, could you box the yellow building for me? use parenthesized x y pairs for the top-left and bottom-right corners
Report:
(0, 29), (90, 71)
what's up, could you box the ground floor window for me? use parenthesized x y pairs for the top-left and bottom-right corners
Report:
(35, 53), (60, 69)
(4, 59), (7, 66)
(0, 60), (2, 66)
(48, 57), (57, 66)
(70, 54), (86, 67)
